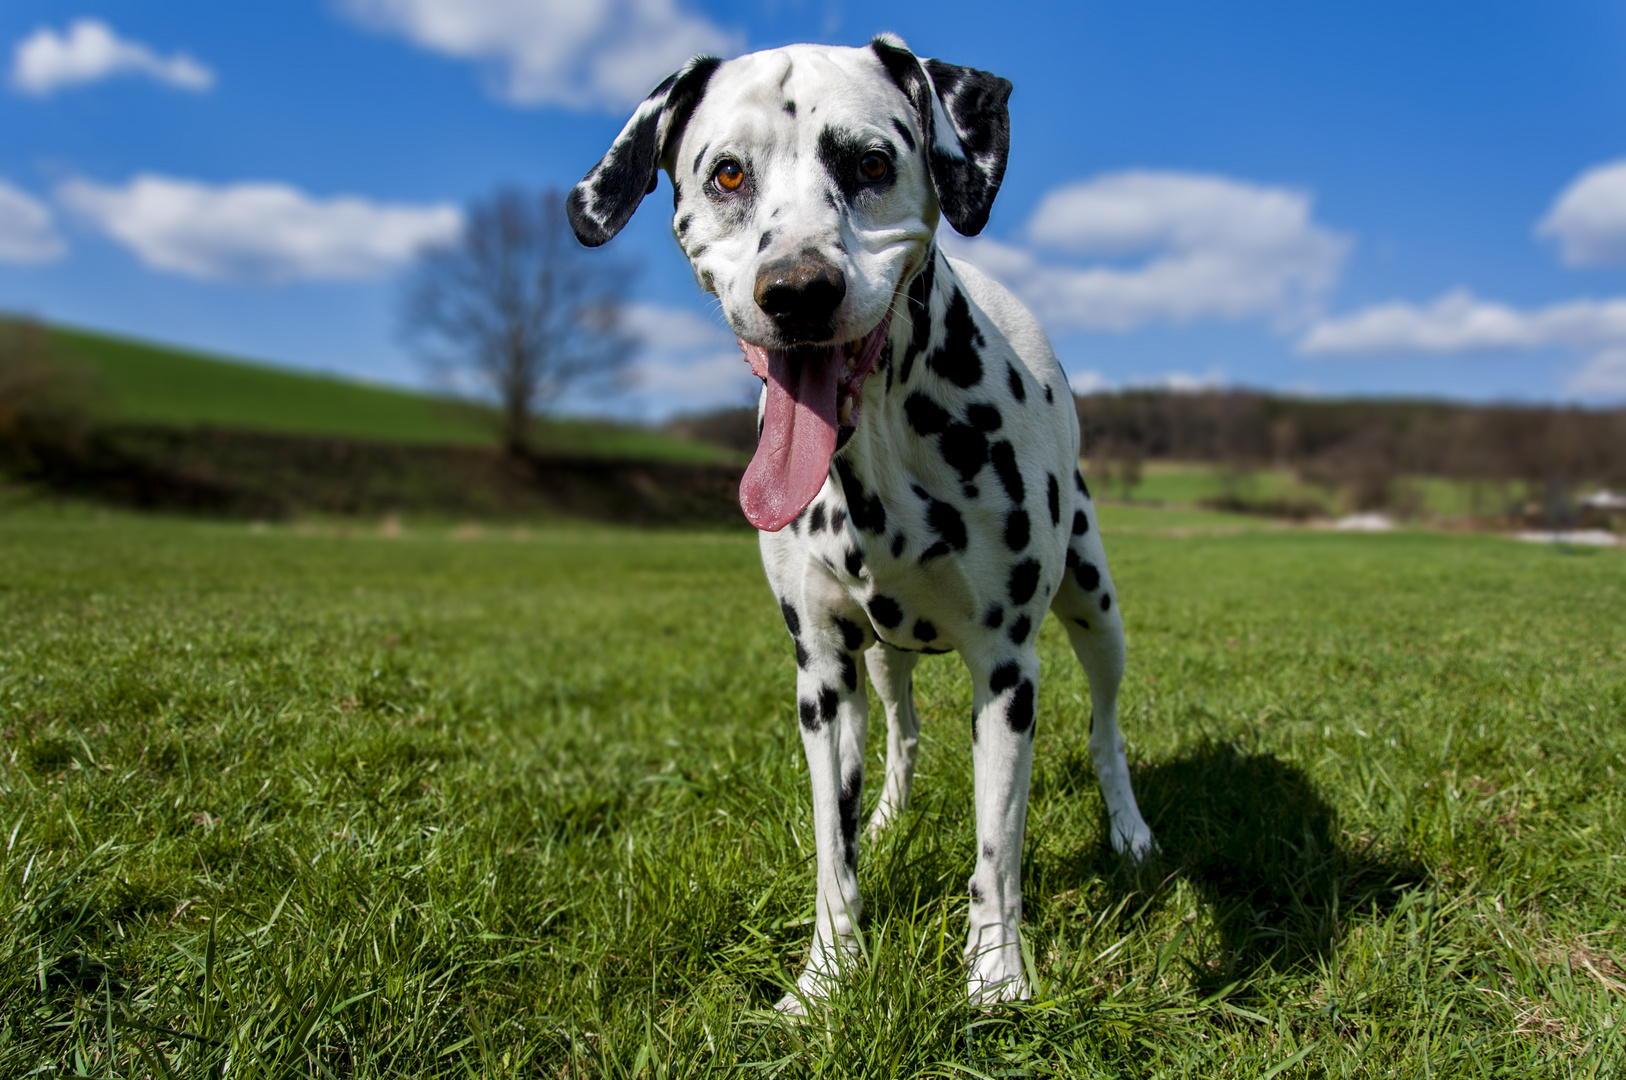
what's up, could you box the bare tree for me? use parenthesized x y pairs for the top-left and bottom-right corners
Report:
(401, 188), (636, 455)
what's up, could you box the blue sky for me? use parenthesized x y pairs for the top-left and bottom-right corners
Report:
(3, 0), (1626, 417)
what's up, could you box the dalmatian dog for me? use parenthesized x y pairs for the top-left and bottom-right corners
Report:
(569, 35), (1155, 1011)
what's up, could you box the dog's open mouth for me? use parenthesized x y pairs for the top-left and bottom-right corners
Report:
(737, 311), (893, 532)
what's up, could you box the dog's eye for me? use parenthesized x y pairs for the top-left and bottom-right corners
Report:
(859, 153), (890, 183)
(713, 160), (745, 192)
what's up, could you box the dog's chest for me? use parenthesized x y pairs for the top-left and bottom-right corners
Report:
(773, 264), (1077, 655)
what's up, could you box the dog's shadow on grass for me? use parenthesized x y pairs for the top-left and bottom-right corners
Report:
(1048, 739), (1428, 983)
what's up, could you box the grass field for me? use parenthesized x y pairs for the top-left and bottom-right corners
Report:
(43, 323), (733, 463)
(2, 500), (1622, 1077)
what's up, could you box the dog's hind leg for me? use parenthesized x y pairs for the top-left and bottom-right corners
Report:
(1052, 472), (1156, 859)
(864, 641), (920, 839)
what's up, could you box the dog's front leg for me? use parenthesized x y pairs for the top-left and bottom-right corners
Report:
(964, 649), (1039, 1003)
(779, 638), (870, 1014)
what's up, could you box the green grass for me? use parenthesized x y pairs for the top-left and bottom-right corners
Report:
(1, 500), (1622, 1077)
(45, 323), (735, 462)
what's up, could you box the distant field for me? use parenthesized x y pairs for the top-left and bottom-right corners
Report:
(2, 500), (1620, 1076)
(45, 323), (734, 463)
(1093, 460), (1528, 519)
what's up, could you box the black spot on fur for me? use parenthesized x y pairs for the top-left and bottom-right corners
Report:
(834, 616), (865, 651)
(904, 392), (950, 435)
(1072, 510), (1089, 535)
(990, 441), (1024, 503)
(1074, 561), (1100, 591)
(1004, 509), (1029, 551)
(890, 115), (915, 151)
(920, 540), (951, 562)
(818, 125), (896, 202)
(890, 533), (905, 558)
(794, 639), (808, 668)
(839, 651), (858, 692)
(1075, 470), (1092, 499)
(780, 599), (801, 636)
(757, 230), (774, 253)
(1044, 384), (1054, 403)
(784, 100), (796, 116)
(913, 618), (937, 642)
(831, 508), (847, 532)
(969, 880), (983, 902)
(869, 594), (903, 629)
(799, 698), (818, 731)
(966, 403), (1001, 431)
(1007, 679), (1035, 734)
(839, 767), (862, 868)
(1100, 593), (1112, 612)
(939, 422), (988, 481)
(844, 549), (864, 578)
(1065, 547), (1079, 568)
(989, 661), (1021, 693)
(834, 458), (886, 534)
(1008, 559), (1040, 605)
(898, 252), (936, 385)
(1007, 614), (1031, 645)
(984, 604), (1004, 628)
(1047, 473), (1060, 526)
(982, 843), (995, 858)
(819, 686), (839, 723)
(677, 213), (692, 234)
(1073, 616), (1090, 630)
(1006, 362), (1026, 402)
(926, 498), (968, 551)
(963, 484), (978, 499)
(928, 289), (984, 388)
(808, 504), (826, 533)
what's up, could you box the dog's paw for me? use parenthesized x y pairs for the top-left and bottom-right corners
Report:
(965, 926), (1029, 1006)
(1110, 814), (1158, 862)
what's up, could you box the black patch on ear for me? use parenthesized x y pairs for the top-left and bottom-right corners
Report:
(871, 39), (1011, 236)
(568, 56), (723, 247)
(922, 59), (1012, 236)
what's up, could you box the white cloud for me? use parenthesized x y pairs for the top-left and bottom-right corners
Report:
(946, 171), (1350, 333)
(56, 174), (461, 282)
(1298, 289), (1626, 355)
(341, 0), (743, 110)
(1537, 159), (1626, 267)
(614, 302), (756, 418)
(10, 19), (213, 96)
(1066, 369), (1110, 395)
(1568, 348), (1626, 395)
(0, 179), (64, 263)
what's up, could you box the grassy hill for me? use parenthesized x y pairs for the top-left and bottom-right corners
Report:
(43, 323), (733, 463)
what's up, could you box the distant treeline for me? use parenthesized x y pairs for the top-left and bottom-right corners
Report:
(1072, 390), (1626, 483)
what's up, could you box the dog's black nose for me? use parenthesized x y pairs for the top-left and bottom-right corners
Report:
(754, 251), (846, 343)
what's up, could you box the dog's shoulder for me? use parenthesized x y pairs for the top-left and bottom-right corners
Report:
(942, 254), (1064, 393)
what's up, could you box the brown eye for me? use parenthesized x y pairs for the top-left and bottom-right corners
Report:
(713, 160), (744, 192)
(859, 152), (889, 182)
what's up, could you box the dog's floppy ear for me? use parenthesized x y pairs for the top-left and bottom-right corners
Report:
(567, 56), (723, 247)
(870, 35), (1012, 236)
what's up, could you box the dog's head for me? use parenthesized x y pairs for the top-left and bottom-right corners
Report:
(568, 36), (1012, 530)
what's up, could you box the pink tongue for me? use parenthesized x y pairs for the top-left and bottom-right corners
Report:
(739, 344), (840, 531)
